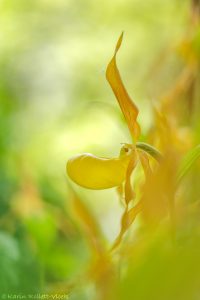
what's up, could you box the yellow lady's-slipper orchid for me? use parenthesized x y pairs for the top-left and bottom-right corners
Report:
(67, 145), (134, 190)
(67, 33), (140, 190)
(66, 33), (163, 251)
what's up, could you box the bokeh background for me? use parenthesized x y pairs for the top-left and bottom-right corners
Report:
(1, 0), (200, 299)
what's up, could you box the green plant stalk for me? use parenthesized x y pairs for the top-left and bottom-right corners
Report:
(136, 142), (163, 162)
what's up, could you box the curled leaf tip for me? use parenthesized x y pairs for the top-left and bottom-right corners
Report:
(115, 32), (124, 54)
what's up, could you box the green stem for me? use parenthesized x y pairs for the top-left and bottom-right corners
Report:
(136, 142), (163, 162)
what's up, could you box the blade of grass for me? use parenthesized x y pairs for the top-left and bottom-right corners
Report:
(177, 144), (200, 184)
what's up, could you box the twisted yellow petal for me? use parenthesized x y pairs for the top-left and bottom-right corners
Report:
(106, 32), (141, 142)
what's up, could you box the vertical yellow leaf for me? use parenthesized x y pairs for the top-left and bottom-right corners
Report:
(124, 150), (138, 205)
(141, 151), (177, 227)
(70, 190), (105, 256)
(106, 32), (141, 142)
(138, 150), (152, 179)
(116, 184), (125, 206)
(110, 201), (142, 251)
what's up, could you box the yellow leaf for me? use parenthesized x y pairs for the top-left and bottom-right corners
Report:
(110, 201), (142, 251)
(138, 150), (152, 179)
(141, 151), (177, 227)
(70, 189), (105, 255)
(116, 184), (125, 206)
(106, 32), (141, 142)
(124, 149), (138, 205)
